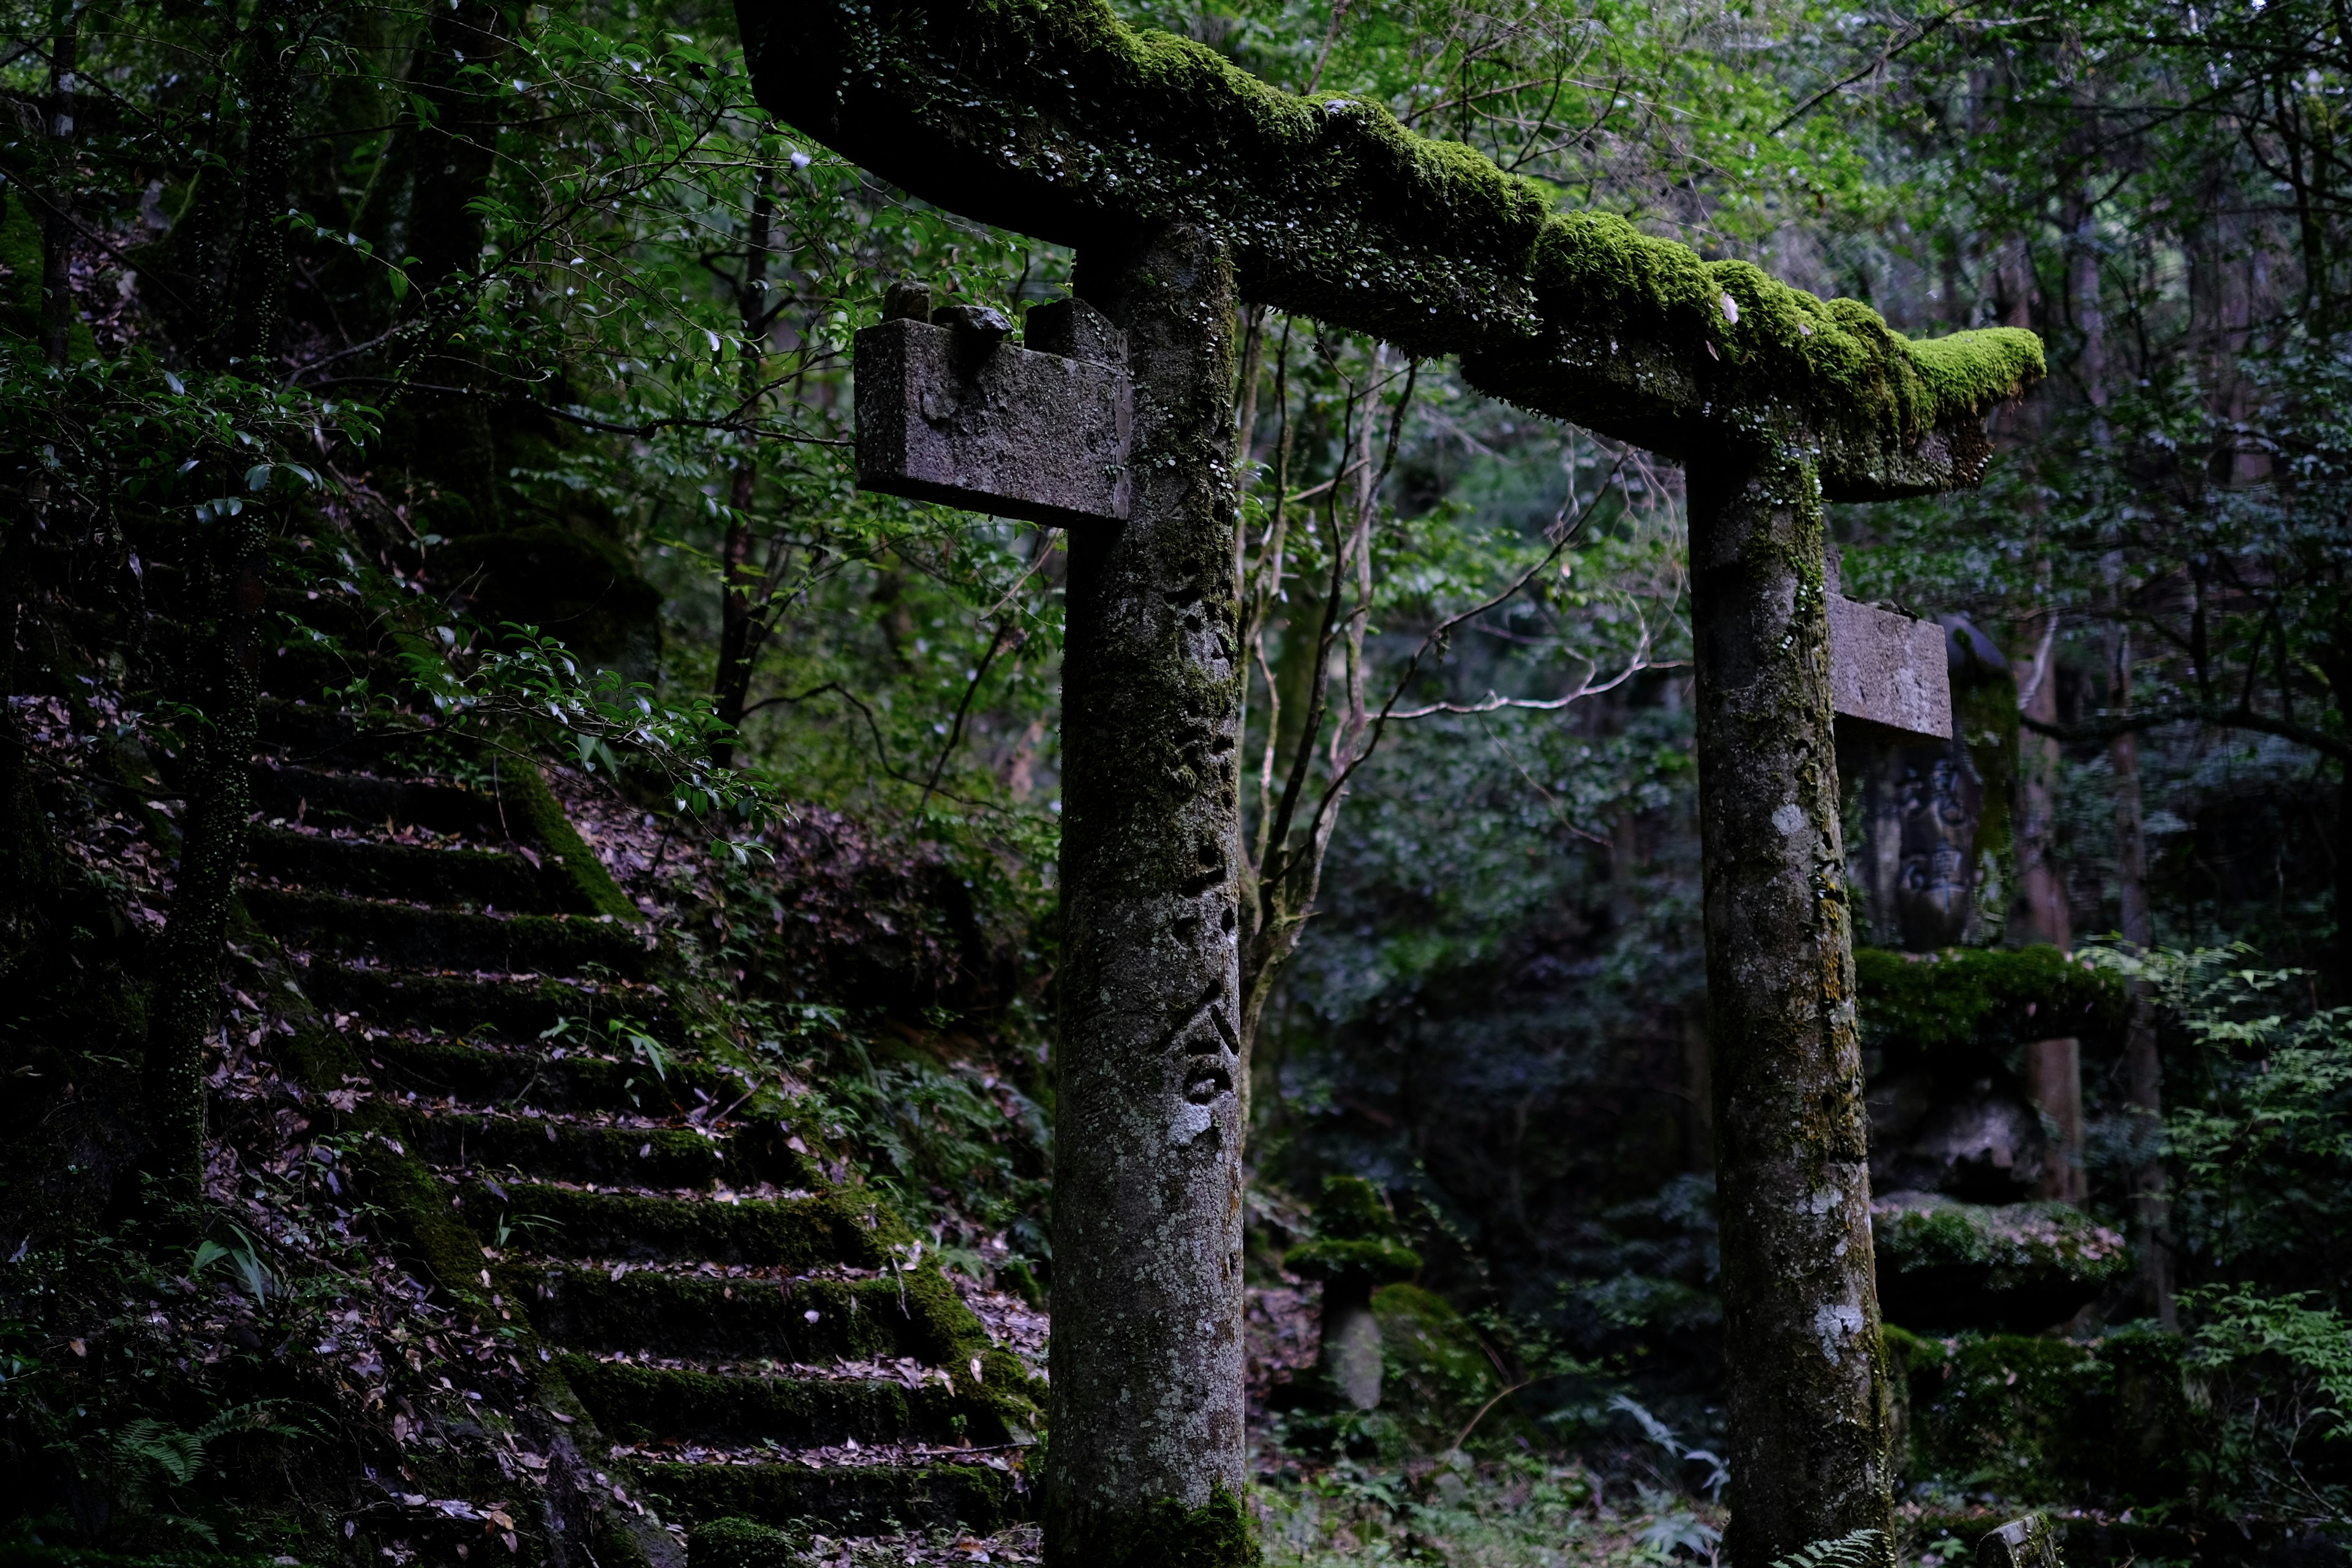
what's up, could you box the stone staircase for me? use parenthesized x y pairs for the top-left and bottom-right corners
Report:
(239, 701), (1033, 1561)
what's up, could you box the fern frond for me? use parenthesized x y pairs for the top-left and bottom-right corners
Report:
(1768, 1526), (1890, 1568)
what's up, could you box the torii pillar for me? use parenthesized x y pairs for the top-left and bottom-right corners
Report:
(742, 4), (2041, 1562)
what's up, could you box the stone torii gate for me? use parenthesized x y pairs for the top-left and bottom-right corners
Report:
(736, 4), (2041, 1564)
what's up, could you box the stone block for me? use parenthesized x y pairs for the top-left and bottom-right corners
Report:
(852, 302), (1130, 529)
(1830, 593), (1952, 742)
(1975, 1513), (2059, 1568)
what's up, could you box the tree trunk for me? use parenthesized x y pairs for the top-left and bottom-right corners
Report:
(712, 183), (775, 769)
(1046, 224), (1251, 1568)
(144, 6), (299, 1207)
(39, 0), (77, 368)
(402, 0), (509, 527)
(1687, 444), (1894, 1568)
(2109, 627), (2176, 1327)
(146, 516), (269, 1207)
(225, 0), (296, 368)
(2014, 609), (2073, 952)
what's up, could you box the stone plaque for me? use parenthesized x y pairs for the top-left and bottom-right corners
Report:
(853, 295), (1131, 529)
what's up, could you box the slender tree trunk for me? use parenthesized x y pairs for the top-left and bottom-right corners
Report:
(225, 0), (296, 368)
(404, 0), (508, 526)
(1687, 443), (1894, 1568)
(712, 183), (775, 769)
(146, 516), (270, 1207)
(39, 0), (78, 368)
(2016, 601), (2087, 1203)
(2015, 602), (2073, 953)
(143, 7), (299, 1208)
(2109, 626), (2176, 1326)
(1047, 224), (1252, 1568)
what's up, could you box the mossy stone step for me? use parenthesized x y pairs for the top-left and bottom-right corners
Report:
(560, 1355), (1000, 1447)
(251, 763), (511, 840)
(303, 964), (675, 1042)
(257, 696), (426, 756)
(400, 1109), (818, 1190)
(639, 1457), (1020, 1535)
(247, 827), (580, 913)
(506, 1262), (974, 1365)
(246, 888), (649, 977)
(364, 1032), (707, 1112)
(462, 1182), (894, 1270)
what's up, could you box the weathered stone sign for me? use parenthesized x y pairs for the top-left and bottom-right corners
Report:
(741, 3), (2040, 1564)
(1830, 596), (1953, 742)
(854, 282), (1133, 529)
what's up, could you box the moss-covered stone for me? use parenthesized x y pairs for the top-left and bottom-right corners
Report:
(468, 1182), (899, 1269)
(1291, 1175), (1419, 1283)
(245, 827), (574, 913)
(641, 1458), (1019, 1535)
(1364, 1283), (1522, 1448)
(493, 755), (641, 922)
(399, 1110), (816, 1190)
(561, 1355), (1001, 1446)
(1872, 1192), (2130, 1332)
(739, 0), (2042, 500)
(1286, 1238), (1421, 1284)
(301, 963), (674, 1043)
(690, 1515), (807, 1568)
(243, 886), (650, 976)
(1856, 946), (2124, 1072)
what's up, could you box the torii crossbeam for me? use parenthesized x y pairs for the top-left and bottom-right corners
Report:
(735, 5), (2042, 1565)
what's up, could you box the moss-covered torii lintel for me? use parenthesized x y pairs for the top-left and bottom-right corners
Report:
(736, 0), (2043, 496)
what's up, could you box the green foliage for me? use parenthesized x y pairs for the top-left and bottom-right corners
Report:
(2188, 1287), (2352, 1444)
(2090, 948), (2352, 1305)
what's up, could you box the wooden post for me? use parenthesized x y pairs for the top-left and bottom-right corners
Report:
(1687, 443), (1895, 1568)
(1047, 224), (1252, 1568)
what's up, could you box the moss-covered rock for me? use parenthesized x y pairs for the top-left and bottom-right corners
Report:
(1856, 946), (2124, 1074)
(641, 1458), (1017, 1535)
(1368, 1283), (1520, 1449)
(689, 1515), (807, 1567)
(1872, 1192), (2129, 1332)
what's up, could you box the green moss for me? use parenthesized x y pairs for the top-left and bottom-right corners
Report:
(1366, 1283), (1525, 1449)
(470, 1182), (899, 1269)
(1855, 944), (2124, 1067)
(1874, 1193), (2130, 1333)
(494, 756), (640, 921)
(1078, 1481), (1257, 1568)
(688, 1517), (807, 1568)
(751, 0), (2045, 496)
(0, 197), (97, 359)
(1286, 1238), (1420, 1284)
(1309, 1175), (1396, 1241)
(243, 886), (649, 976)
(560, 1354), (1000, 1445)
(641, 1458), (1017, 1534)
